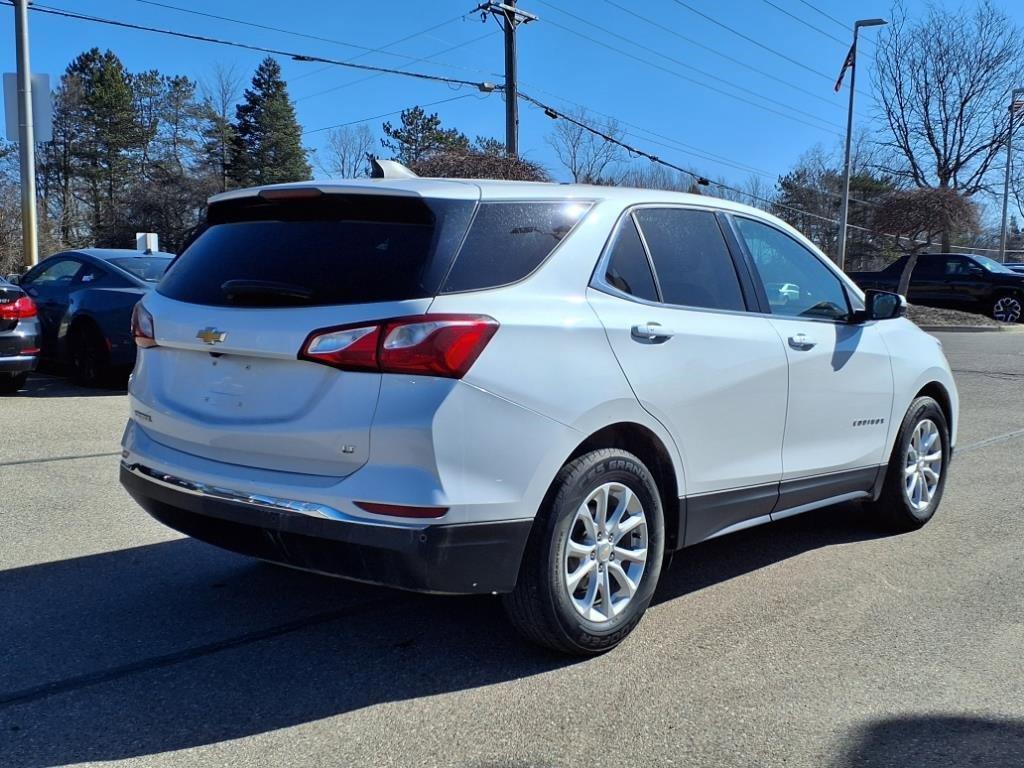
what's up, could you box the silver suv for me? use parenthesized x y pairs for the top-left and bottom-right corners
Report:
(122, 176), (957, 654)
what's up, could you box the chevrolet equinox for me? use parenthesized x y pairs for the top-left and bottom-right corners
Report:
(120, 174), (958, 654)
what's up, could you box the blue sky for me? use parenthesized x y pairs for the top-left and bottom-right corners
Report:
(4, 0), (1023, 189)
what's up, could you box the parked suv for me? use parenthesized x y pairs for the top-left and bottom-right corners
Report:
(849, 252), (1024, 323)
(121, 178), (958, 654)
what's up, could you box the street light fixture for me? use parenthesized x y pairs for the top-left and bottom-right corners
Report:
(998, 88), (1024, 262)
(835, 17), (887, 272)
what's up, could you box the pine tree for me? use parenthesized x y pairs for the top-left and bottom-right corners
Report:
(229, 57), (310, 186)
(381, 107), (470, 165)
(63, 49), (141, 244)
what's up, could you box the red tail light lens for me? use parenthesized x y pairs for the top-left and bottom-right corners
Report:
(299, 314), (498, 378)
(131, 303), (158, 348)
(354, 501), (449, 518)
(0, 295), (37, 320)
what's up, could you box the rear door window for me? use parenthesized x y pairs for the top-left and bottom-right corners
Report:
(602, 216), (659, 302)
(441, 201), (591, 293)
(158, 195), (475, 308)
(633, 208), (746, 311)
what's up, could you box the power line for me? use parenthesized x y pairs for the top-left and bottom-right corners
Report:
(791, 0), (847, 29)
(669, 0), (872, 98)
(598, 0), (861, 117)
(290, 15), (479, 83)
(758, 0), (848, 46)
(296, 31), (496, 103)
(14, 3), (498, 92)
(128, 0), (485, 75)
(536, 11), (844, 138)
(302, 94), (481, 135)
(536, 0), (846, 132)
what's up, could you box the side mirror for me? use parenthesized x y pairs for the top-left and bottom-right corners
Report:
(861, 289), (906, 321)
(5, 273), (21, 285)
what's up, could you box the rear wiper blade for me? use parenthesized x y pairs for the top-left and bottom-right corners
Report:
(220, 279), (314, 302)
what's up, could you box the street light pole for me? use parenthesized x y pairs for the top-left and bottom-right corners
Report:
(998, 87), (1024, 262)
(836, 18), (887, 273)
(13, 0), (39, 269)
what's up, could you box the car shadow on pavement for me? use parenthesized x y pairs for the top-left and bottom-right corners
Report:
(11, 373), (126, 398)
(0, 502), (890, 767)
(652, 500), (883, 604)
(830, 714), (1024, 767)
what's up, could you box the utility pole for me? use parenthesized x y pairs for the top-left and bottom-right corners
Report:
(478, 1), (536, 158)
(999, 88), (1024, 262)
(13, 0), (39, 269)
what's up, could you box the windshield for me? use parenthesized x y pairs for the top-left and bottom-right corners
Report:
(108, 256), (172, 282)
(972, 255), (1016, 274)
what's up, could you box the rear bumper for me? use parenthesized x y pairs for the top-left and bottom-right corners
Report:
(120, 463), (532, 595)
(0, 354), (38, 374)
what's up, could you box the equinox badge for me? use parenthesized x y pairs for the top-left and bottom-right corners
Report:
(197, 327), (227, 345)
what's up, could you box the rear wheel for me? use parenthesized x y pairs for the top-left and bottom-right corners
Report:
(503, 449), (665, 655)
(992, 294), (1022, 323)
(869, 396), (950, 532)
(0, 372), (28, 395)
(70, 323), (111, 387)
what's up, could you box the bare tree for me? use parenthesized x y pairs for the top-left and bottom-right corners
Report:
(873, 188), (980, 295)
(874, 1), (1023, 247)
(200, 63), (243, 193)
(323, 124), (374, 178)
(546, 108), (624, 183)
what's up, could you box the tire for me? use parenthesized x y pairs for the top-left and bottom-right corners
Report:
(869, 396), (950, 533)
(991, 293), (1023, 323)
(503, 449), (665, 655)
(69, 323), (111, 387)
(0, 371), (28, 395)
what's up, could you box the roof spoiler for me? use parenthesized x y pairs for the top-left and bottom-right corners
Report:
(369, 156), (419, 180)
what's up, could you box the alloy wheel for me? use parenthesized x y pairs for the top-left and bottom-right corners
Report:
(904, 418), (943, 513)
(563, 482), (648, 623)
(992, 296), (1022, 323)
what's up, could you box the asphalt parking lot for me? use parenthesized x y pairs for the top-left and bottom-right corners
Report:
(2, 330), (1023, 768)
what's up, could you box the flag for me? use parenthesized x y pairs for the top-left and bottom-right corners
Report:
(835, 43), (855, 93)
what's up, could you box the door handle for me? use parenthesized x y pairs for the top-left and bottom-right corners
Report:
(788, 333), (816, 350)
(631, 322), (673, 343)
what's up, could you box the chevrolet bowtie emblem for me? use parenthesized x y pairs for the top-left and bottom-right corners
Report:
(196, 327), (227, 345)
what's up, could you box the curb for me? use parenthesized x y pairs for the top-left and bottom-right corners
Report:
(917, 324), (1024, 333)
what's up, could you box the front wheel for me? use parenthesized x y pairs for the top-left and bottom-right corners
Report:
(869, 396), (950, 532)
(503, 449), (665, 655)
(992, 294), (1022, 323)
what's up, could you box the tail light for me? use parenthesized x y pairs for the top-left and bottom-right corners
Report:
(131, 303), (158, 348)
(0, 295), (37, 320)
(299, 314), (498, 379)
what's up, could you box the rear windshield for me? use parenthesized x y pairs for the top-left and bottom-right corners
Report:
(158, 195), (475, 307)
(157, 194), (590, 307)
(108, 256), (172, 282)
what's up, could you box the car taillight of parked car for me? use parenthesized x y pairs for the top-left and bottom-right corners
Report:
(131, 303), (158, 348)
(0, 295), (37, 320)
(299, 314), (499, 379)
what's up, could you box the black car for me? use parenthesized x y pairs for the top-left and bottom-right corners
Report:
(849, 252), (1024, 323)
(10, 249), (173, 384)
(0, 276), (40, 394)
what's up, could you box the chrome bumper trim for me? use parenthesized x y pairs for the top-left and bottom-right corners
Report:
(121, 461), (426, 530)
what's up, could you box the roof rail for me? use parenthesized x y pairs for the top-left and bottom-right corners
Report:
(368, 156), (419, 180)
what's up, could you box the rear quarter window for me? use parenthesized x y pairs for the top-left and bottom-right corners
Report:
(441, 201), (591, 293)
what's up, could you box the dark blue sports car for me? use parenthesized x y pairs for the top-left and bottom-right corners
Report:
(12, 249), (173, 385)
